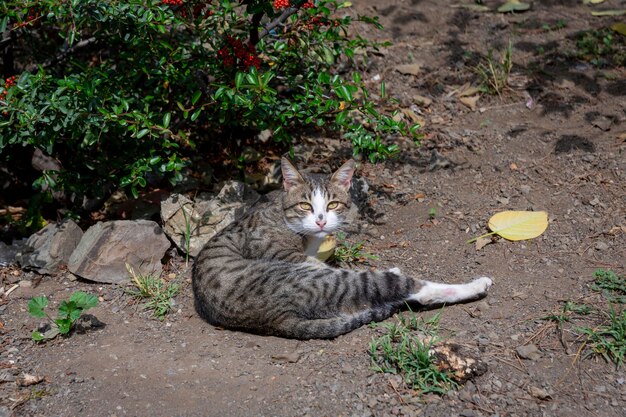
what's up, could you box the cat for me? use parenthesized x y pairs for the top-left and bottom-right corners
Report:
(192, 158), (493, 339)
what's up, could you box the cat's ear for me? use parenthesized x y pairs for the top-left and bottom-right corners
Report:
(281, 157), (305, 190)
(330, 159), (355, 192)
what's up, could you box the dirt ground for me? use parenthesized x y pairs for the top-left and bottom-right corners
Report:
(1, 1), (625, 416)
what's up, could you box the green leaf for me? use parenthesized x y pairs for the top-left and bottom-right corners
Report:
(235, 72), (245, 89)
(58, 300), (77, 320)
(55, 318), (72, 334)
(334, 86), (353, 101)
(191, 108), (202, 122)
(162, 112), (171, 128)
(136, 128), (150, 139)
(32, 331), (44, 342)
(28, 296), (48, 318)
(69, 291), (99, 310)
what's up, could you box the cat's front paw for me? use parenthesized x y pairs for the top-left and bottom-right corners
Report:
(388, 267), (402, 275)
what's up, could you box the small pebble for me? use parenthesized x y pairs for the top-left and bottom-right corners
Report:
(594, 241), (609, 251)
(516, 344), (541, 361)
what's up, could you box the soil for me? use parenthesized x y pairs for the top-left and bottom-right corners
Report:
(1, 1), (625, 416)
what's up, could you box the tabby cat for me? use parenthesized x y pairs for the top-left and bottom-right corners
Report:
(192, 158), (493, 339)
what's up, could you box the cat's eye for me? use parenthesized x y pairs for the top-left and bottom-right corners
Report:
(298, 202), (312, 211)
(327, 201), (340, 210)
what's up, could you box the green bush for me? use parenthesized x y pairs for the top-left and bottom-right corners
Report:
(0, 0), (418, 224)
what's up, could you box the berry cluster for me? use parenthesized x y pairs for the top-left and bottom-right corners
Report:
(14, 9), (39, 29)
(1, 76), (17, 101)
(302, 1), (315, 9)
(273, 0), (290, 10)
(1, 76), (17, 116)
(217, 36), (261, 70)
(162, 0), (184, 5)
(304, 15), (333, 31)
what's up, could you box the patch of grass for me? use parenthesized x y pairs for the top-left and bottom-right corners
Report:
(591, 269), (626, 304)
(475, 40), (513, 97)
(126, 265), (180, 320)
(542, 301), (592, 327)
(542, 19), (567, 32)
(578, 306), (626, 368)
(369, 311), (458, 394)
(575, 28), (626, 67)
(333, 232), (378, 264)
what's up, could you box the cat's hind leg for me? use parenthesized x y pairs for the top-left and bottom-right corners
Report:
(409, 277), (493, 305)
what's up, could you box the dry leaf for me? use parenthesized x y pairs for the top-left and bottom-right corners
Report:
(400, 108), (425, 125)
(459, 95), (480, 111)
(468, 211), (548, 243)
(612, 22), (626, 36)
(316, 235), (336, 262)
(488, 211), (548, 241)
(454, 3), (490, 12)
(498, 0), (531, 12)
(395, 64), (422, 76)
(583, 0), (605, 4)
(457, 85), (482, 98)
(413, 94), (433, 107)
(591, 10), (626, 16)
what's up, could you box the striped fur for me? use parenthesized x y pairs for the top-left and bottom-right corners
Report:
(192, 159), (492, 339)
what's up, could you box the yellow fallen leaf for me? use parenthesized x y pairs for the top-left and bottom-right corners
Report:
(498, 0), (531, 13)
(468, 211), (548, 243)
(591, 10), (626, 16)
(316, 235), (336, 261)
(612, 22), (626, 36)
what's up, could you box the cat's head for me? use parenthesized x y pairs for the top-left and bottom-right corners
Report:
(281, 158), (355, 238)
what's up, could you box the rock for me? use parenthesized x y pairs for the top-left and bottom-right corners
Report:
(161, 182), (260, 257)
(0, 240), (24, 267)
(15, 373), (45, 387)
(17, 220), (83, 274)
(519, 185), (531, 195)
(68, 220), (170, 284)
(594, 241), (609, 251)
(73, 314), (106, 334)
(0, 405), (9, 417)
(528, 386), (551, 400)
(516, 344), (541, 361)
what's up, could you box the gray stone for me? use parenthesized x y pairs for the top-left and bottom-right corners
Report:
(0, 240), (24, 267)
(68, 220), (170, 284)
(17, 220), (83, 274)
(594, 241), (609, 251)
(516, 344), (541, 361)
(161, 181), (260, 257)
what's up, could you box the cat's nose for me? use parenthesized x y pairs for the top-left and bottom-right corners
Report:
(316, 219), (327, 228)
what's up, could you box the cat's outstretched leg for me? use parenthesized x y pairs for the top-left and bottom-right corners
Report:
(409, 277), (493, 305)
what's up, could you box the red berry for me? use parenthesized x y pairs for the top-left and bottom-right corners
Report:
(273, 0), (290, 10)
